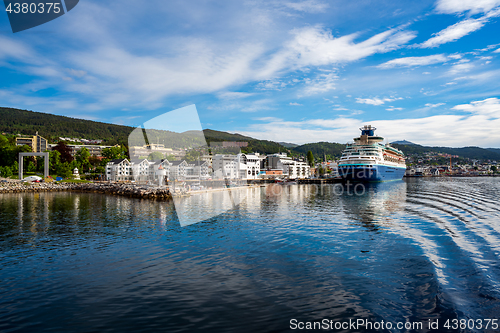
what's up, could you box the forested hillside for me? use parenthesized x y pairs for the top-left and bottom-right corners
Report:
(0, 107), (132, 145)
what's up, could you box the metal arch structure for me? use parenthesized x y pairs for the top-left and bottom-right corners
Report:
(19, 152), (50, 180)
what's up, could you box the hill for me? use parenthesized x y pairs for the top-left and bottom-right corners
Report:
(292, 142), (346, 159)
(391, 140), (416, 145)
(0, 107), (290, 154)
(0, 107), (133, 145)
(392, 143), (500, 161)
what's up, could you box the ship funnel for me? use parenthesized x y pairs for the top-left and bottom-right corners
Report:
(359, 125), (376, 136)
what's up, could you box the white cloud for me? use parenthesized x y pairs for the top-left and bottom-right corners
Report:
(356, 97), (403, 105)
(386, 107), (404, 111)
(447, 61), (474, 75)
(289, 102), (303, 106)
(301, 72), (338, 96)
(274, 26), (416, 70)
(435, 0), (500, 14)
(377, 54), (449, 69)
(419, 18), (487, 48)
(240, 98), (500, 146)
(494, 48), (500, 53)
(218, 92), (255, 99)
(241, 99), (275, 112)
(452, 97), (500, 116)
(282, 0), (328, 13)
(425, 103), (445, 108)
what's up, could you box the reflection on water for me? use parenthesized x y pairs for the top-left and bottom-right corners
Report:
(1, 178), (500, 332)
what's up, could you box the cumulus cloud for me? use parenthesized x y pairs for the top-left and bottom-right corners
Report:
(377, 54), (449, 69)
(419, 18), (487, 48)
(356, 97), (403, 105)
(451, 97), (500, 115)
(240, 98), (500, 146)
(435, 0), (500, 14)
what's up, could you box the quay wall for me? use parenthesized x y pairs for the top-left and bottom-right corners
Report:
(0, 182), (172, 200)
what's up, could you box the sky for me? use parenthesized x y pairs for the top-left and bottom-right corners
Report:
(1, 0), (500, 147)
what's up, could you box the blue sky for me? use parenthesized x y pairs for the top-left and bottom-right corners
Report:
(1, 0), (500, 147)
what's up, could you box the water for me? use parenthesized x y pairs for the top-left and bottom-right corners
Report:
(1, 178), (500, 332)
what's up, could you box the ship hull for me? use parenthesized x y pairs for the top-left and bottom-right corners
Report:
(338, 164), (406, 182)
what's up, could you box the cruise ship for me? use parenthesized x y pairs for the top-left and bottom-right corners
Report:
(338, 125), (406, 181)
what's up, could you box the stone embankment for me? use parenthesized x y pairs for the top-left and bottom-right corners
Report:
(0, 182), (172, 200)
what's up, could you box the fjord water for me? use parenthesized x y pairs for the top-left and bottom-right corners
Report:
(1, 178), (500, 332)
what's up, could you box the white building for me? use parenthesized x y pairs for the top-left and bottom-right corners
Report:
(185, 160), (210, 180)
(265, 153), (310, 179)
(170, 160), (188, 181)
(212, 153), (261, 180)
(106, 159), (132, 181)
(131, 159), (153, 182)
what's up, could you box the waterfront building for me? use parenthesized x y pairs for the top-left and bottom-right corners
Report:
(185, 160), (210, 180)
(106, 159), (132, 181)
(169, 160), (188, 181)
(131, 159), (153, 182)
(16, 132), (47, 153)
(262, 153), (310, 179)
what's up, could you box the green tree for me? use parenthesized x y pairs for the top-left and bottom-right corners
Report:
(147, 151), (164, 161)
(0, 166), (13, 178)
(75, 147), (91, 172)
(102, 146), (126, 160)
(306, 151), (314, 167)
(56, 162), (73, 178)
(165, 154), (176, 161)
(491, 165), (497, 173)
(184, 150), (201, 162)
(49, 150), (61, 175)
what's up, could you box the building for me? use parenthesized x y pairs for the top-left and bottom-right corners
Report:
(262, 153), (310, 179)
(16, 132), (47, 152)
(131, 159), (153, 182)
(185, 160), (210, 180)
(48, 144), (114, 157)
(106, 159), (132, 181)
(169, 160), (188, 181)
(129, 144), (185, 160)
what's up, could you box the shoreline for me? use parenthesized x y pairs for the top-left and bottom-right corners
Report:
(0, 182), (173, 200)
(1, 175), (499, 198)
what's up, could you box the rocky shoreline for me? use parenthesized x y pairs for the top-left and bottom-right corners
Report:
(0, 182), (173, 200)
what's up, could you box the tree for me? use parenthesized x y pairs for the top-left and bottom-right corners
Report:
(49, 150), (61, 175)
(147, 151), (164, 161)
(56, 162), (73, 178)
(0, 166), (13, 178)
(306, 151), (314, 167)
(75, 147), (91, 172)
(102, 146), (126, 160)
(491, 165), (497, 173)
(53, 142), (73, 163)
(185, 150), (201, 162)
(165, 154), (176, 161)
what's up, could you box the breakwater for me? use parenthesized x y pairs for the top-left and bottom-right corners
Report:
(0, 182), (172, 200)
